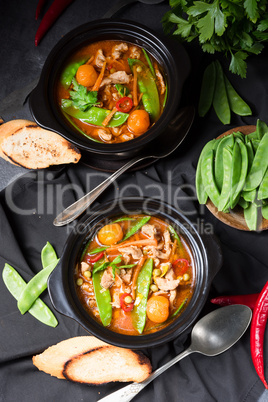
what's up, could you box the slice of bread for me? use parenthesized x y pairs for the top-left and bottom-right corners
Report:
(32, 336), (152, 383)
(0, 119), (81, 169)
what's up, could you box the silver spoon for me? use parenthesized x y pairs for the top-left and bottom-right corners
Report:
(53, 106), (194, 226)
(97, 305), (252, 402)
(103, 0), (165, 19)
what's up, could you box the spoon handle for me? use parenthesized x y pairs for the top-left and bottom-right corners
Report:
(102, 0), (136, 18)
(98, 348), (193, 402)
(53, 155), (146, 226)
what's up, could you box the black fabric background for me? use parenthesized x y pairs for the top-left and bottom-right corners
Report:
(1, 1), (268, 401)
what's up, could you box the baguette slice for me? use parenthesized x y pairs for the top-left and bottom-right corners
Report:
(0, 119), (81, 169)
(32, 336), (152, 383)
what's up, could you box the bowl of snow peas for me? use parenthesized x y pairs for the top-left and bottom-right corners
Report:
(47, 197), (222, 348)
(196, 120), (268, 231)
(29, 19), (191, 162)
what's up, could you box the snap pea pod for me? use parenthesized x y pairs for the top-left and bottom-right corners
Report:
(238, 197), (249, 209)
(63, 111), (101, 143)
(87, 246), (109, 255)
(252, 139), (260, 153)
(2, 264), (58, 327)
(142, 48), (156, 78)
(230, 139), (248, 209)
(244, 132), (268, 191)
(262, 205), (268, 220)
(198, 61), (216, 117)
(60, 56), (89, 89)
(112, 217), (134, 223)
(224, 75), (252, 116)
(41, 242), (58, 269)
(93, 267), (112, 327)
(246, 140), (255, 173)
(17, 258), (60, 314)
(123, 216), (151, 241)
(218, 147), (233, 211)
(61, 103), (129, 128)
(244, 202), (259, 231)
(256, 119), (268, 140)
(242, 188), (257, 203)
(213, 61), (231, 125)
(195, 139), (217, 204)
(233, 132), (245, 143)
(258, 168), (268, 200)
(128, 59), (160, 122)
(215, 134), (234, 191)
(168, 224), (182, 247)
(246, 131), (258, 141)
(201, 149), (220, 207)
(132, 258), (153, 334)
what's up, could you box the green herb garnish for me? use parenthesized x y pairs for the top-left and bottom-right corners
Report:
(69, 78), (99, 111)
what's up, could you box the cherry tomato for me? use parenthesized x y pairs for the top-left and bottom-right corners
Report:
(85, 252), (104, 264)
(76, 64), (98, 87)
(172, 259), (189, 275)
(146, 296), (169, 323)
(98, 223), (123, 245)
(116, 97), (133, 113)
(127, 109), (150, 135)
(120, 293), (134, 312)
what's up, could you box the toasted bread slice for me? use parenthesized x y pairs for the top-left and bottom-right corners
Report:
(0, 119), (81, 169)
(33, 336), (108, 379)
(32, 336), (152, 383)
(63, 345), (152, 384)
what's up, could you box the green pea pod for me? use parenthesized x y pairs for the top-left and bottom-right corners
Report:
(132, 258), (153, 334)
(41, 242), (58, 269)
(60, 56), (89, 89)
(258, 168), (268, 200)
(241, 188), (257, 203)
(233, 132), (245, 143)
(244, 202), (259, 231)
(230, 139), (248, 209)
(252, 139), (260, 153)
(63, 111), (102, 143)
(229, 141), (242, 209)
(238, 197), (249, 209)
(195, 139), (217, 204)
(61, 103), (129, 128)
(224, 76), (252, 116)
(262, 205), (268, 220)
(142, 48), (156, 78)
(123, 216), (151, 241)
(93, 270), (112, 327)
(198, 62), (216, 117)
(17, 258), (60, 314)
(88, 246), (109, 255)
(215, 134), (234, 192)
(256, 119), (268, 140)
(246, 140), (255, 173)
(213, 61), (231, 125)
(128, 59), (160, 122)
(2, 264), (58, 327)
(218, 147), (233, 211)
(112, 217), (135, 223)
(246, 131), (258, 141)
(201, 149), (220, 207)
(244, 132), (268, 191)
(168, 224), (182, 247)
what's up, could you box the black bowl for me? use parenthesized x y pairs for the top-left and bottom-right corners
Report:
(29, 19), (191, 161)
(48, 198), (222, 349)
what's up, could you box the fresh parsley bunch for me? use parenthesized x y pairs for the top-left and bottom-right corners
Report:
(69, 78), (99, 111)
(162, 0), (268, 78)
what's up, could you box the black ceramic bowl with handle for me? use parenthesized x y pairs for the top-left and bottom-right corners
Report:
(29, 19), (191, 161)
(48, 198), (222, 349)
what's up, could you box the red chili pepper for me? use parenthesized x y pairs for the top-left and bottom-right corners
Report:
(35, 0), (74, 46)
(250, 281), (268, 389)
(116, 97), (133, 113)
(35, 0), (47, 20)
(120, 293), (134, 312)
(85, 252), (104, 264)
(210, 293), (259, 311)
(172, 258), (189, 275)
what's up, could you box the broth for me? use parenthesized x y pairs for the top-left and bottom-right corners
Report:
(56, 40), (166, 143)
(75, 214), (195, 336)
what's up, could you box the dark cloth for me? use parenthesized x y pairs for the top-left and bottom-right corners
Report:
(1, 1), (268, 401)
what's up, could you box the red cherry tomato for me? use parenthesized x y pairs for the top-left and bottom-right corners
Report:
(120, 293), (134, 312)
(85, 252), (104, 264)
(116, 97), (133, 113)
(172, 258), (189, 275)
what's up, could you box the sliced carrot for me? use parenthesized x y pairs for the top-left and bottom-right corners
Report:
(131, 256), (146, 299)
(102, 107), (117, 127)
(86, 55), (94, 65)
(108, 239), (157, 252)
(133, 66), (138, 107)
(170, 239), (177, 262)
(92, 61), (107, 91)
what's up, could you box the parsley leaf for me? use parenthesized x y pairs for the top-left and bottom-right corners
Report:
(230, 51), (248, 78)
(69, 78), (99, 111)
